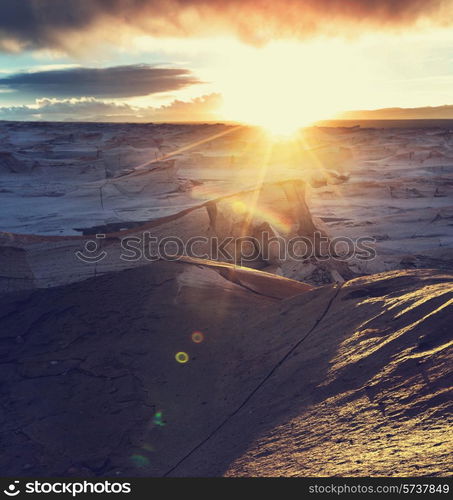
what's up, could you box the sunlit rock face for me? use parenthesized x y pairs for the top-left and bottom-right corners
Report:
(0, 121), (452, 291)
(0, 121), (354, 289)
(0, 263), (450, 477)
(0, 177), (352, 291)
(206, 180), (355, 284)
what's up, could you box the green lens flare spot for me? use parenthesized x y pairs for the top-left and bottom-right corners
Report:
(130, 454), (150, 468)
(175, 351), (189, 363)
(153, 411), (165, 427)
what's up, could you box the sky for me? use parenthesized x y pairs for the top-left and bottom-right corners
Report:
(0, 0), (453, 125)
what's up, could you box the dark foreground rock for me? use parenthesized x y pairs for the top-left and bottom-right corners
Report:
(0, 262), (451, 476)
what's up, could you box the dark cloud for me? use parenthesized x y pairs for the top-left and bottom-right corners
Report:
(0, 65), (201, 98)
(0, 0), (451, 51)
(0, 94), (222, 122)
(0, 98), (139, 121)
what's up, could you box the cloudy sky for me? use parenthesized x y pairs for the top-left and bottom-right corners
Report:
(0, 0), (453, 124)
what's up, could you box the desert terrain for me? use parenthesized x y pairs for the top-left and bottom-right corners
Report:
(0, 121), (451, 476)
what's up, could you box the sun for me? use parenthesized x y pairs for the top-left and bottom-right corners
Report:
(220, 67), (323, 136)
(216, 40), (361, 133)
(261, 121), (302, 140)
(257, 120), (303, 142)
(252, 103), (317, 139)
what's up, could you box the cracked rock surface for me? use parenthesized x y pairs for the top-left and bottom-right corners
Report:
(0, 262), (451, 477)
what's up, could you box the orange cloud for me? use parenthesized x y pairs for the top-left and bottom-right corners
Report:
(0, 0), (451, 52)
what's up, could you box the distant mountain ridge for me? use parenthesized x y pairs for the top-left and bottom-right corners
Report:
(337, 104), (453, 120)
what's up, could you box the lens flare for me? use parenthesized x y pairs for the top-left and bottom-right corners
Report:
(191, 331), (204, 343)
(232, 201), (247, 214)
(130, 454), (150, 468)
(153, 410), (165, 426)
(175, 351), (189, 363)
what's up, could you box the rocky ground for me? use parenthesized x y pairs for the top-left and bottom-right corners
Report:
(0, 263), (451, 476)
(0, 121), (451, 477)
(1, 121), (452, 289)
